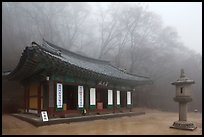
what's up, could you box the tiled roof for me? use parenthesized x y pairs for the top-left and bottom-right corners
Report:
(5, 40), (152, 85)
(41, 40), (150, 82)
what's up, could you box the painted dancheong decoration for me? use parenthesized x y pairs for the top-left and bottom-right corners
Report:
(170, 69), (197, 130)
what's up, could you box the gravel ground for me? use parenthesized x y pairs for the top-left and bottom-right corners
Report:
(2, 108), (202, 135)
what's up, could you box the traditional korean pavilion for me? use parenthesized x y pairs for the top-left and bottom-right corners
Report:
(4, 40), (152, 117)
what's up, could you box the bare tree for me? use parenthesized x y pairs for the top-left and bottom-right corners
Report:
(55, 2), (90, 50)
(96, 5), (121, 59)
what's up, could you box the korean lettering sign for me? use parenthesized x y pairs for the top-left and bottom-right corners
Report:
(108, 89), (113, 105)
(78, 86), (84, 108)
(56, 83), (63, 108)
(127, 91), (131, 105)
(41, 111), (49, 122)
(90, 88), (96, 105)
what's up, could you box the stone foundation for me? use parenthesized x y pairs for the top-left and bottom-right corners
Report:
(170, 121), (197, 130)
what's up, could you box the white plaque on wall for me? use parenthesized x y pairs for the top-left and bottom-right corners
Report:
(117, 90), (120, 105)
(78, 86), (84, 108)
(90, 88), (96, 105)
(127, 91), (131, 105)
(28, 109), (38, 114)
(108, 89), (113, 105)
(56, 83), (63, 108)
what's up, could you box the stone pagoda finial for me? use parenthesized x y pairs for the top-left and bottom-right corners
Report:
(180, 69), (185, 78)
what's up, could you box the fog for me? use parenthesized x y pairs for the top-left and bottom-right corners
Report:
(2, 2), (202, 112)
(140, 2), (202, 55)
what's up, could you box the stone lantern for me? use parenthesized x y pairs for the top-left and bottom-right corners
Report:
(170, 69), (197, 130)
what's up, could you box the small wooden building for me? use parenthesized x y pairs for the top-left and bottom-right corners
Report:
(5, 40), (151, 117)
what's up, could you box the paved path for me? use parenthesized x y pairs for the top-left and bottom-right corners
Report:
(2, 108), (202, 135)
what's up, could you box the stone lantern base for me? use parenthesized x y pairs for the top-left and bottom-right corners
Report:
(170, 121), (197, 130)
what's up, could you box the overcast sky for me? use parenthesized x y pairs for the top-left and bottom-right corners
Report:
(137, 2), (202, 55)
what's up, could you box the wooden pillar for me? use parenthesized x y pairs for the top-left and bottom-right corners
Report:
(113, 89), (117, 112)
(24, 85), (29, 113)
(131, 91), (133, 108)
(37, 84), (41, 115)
(48, 80), (54, 116)
(84, 86), (89, 109)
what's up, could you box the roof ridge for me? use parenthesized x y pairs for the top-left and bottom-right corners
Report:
(109, 64), (150, 79)
(125, 71), (150, 79)
(42, 39), (111, 64)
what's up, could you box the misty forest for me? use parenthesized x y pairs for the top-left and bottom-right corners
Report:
(2, 2), (202, 113)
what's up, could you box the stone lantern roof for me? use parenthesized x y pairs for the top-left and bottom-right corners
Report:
(172, 69), (195, 85)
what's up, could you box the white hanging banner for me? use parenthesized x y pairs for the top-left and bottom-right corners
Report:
(117, 90), (120, 105)
(56, 83), (63, 108)
(78, 86), (84, 108)
(90, 88), (96, 105)
(127, 91), (131, 105)
(108, 89), (113, 105)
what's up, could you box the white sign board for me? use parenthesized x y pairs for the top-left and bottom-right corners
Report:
(41, 111), (49, 122)
(78, 86), (84, 108)
(117, 90), (120, 105)
(90, 88), (96, 105)
(127, 91), (131, 105)
(108, 89), (113, 105)
(56, 83), (63, 108)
